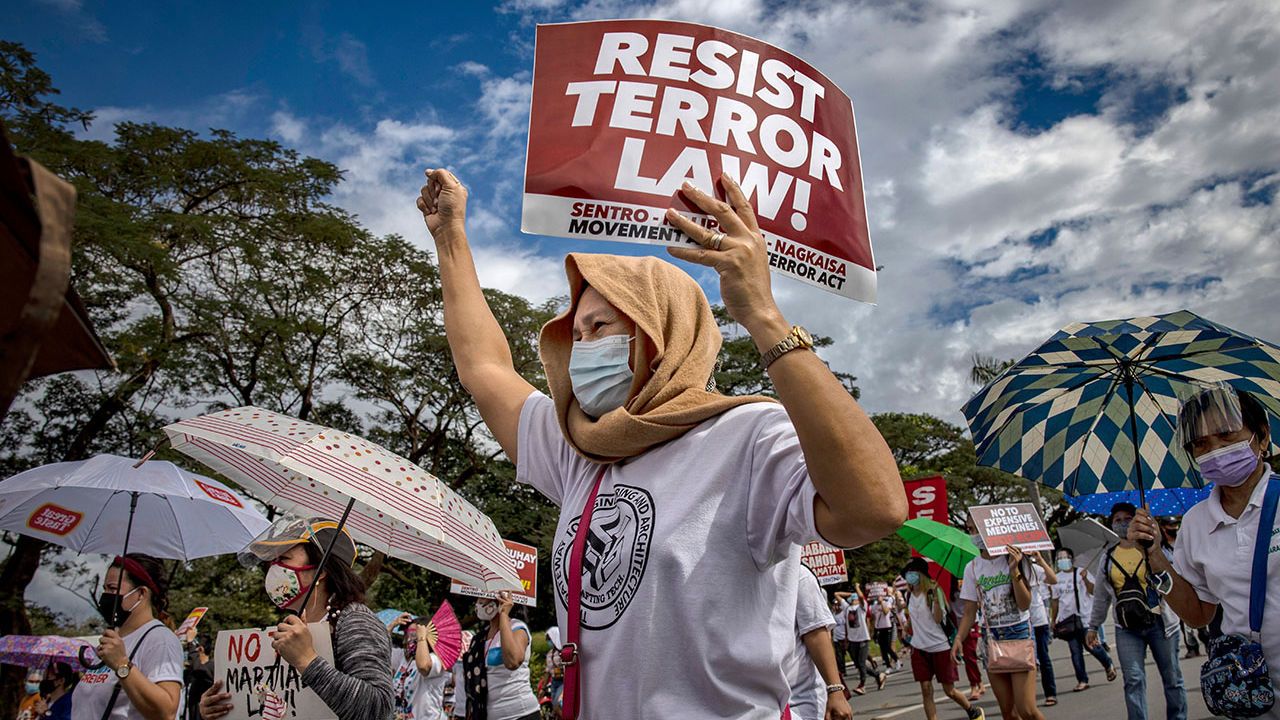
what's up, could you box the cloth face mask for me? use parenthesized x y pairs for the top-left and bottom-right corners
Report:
(1197, 439), (1260, 487)
(264, 561), (315, 609)
(569, 335), (635, 418)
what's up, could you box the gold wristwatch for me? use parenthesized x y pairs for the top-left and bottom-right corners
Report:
(761, 325), (814, 368)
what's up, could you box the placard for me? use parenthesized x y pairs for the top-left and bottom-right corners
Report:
(175, 607), (209, 642)
(450, 540), (539, 607)
(800, 542), (847, 586)
(522, 19), (876, 303)
(968, 503), (1054, 556)
(214, 624), (336, 720)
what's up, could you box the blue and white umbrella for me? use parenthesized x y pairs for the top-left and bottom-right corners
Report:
(962, 310), (1280, 505)
(1064, 486), (1213, 517)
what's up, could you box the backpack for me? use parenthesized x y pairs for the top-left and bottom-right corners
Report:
(1107, 547), (1158, 631)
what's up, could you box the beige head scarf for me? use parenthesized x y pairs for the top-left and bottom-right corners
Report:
(540, 253), (772, 463)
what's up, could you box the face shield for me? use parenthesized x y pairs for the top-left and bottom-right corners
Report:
(237, 515), (355, 568)
(1175, 383), (1245, 452)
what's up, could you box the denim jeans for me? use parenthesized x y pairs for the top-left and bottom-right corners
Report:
(1033, 624), (1057, 698)
(1115, 624), (1187, 720)
(1065, 626), (1113, 683)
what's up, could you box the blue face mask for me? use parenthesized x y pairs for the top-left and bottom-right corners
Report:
(904, 571), (922, 586)
(569, 335), (635, 418)
(25, 682), (39, 696)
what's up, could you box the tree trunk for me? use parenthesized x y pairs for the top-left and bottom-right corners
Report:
(0, 535), (46, 717)
(360, 551), (386, 589)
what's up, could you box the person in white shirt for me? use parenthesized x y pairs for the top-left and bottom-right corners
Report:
(871, 595), (900, 671)
(74, 554), (184, 720)
(1025, 552), (1059, 706)
(417, 168), (905, 720)
(788, 567), (852, 720)
(1049, 548), (1116, 691)
(841, 591), (885, 694)
(388, 613), (450, 720)
(953, 540), (1046, 720)
(1129, 386), (1280, 719)
(829, 594), (849, 677)
(902, 559), (984, 720)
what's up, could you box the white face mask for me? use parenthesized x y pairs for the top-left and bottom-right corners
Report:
(569, 335), (634, 418)
(476, 602), (498, 621)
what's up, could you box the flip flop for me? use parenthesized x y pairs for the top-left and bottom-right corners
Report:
(1045, 697), (1058, 706)
(1106, 665), (1118, 682)
(1073, 683), (1088, 692)
(852, 686), (866, 696)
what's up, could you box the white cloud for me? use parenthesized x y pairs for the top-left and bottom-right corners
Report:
(78, 89), (262, 142)
(455, 61), (491, 77)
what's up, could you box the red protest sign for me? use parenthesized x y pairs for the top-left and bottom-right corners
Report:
(450, 540), (539, 607)
(968, 503), (1054, 556)
(522, 20), (876, 303)
(904, 476), (949, 525)
(800, 542), (847, 586)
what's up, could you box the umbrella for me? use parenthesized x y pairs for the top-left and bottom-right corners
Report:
(962, 310), (1280, 507)
(0, 454), (270, 560)
(161, 407), (520, 593)
(1065, 486), (1213, 518)
(895, 518), (979, 577)
(0, 635), (98, 670)
(1056, 518), (1119, 573)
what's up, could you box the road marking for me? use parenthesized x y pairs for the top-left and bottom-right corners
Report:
(868, 694), (949, 719)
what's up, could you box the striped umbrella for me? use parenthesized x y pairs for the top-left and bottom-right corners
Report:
(962, 310), (1280, 506)
(160, 407), (520, 591)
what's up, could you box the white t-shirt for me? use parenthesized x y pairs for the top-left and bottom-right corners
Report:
(1176, 472), (1280, 715)
(906, 589), (951, 653)
(961, 556), (1031, 629)
(830, 599), (848, 641)
(1051, 568), (1094, 622)
(787, 570), (834, 720)
(483, 621), (539, 720)
(393, 653), (447, 720)
(72, 620), (184, 720)
(871, 600), (894, 629)
(517, 392), (820, 720)
(846, 602), (870, 643)
(1028, 565), (1050, 627)
(450, 662), (466, 718)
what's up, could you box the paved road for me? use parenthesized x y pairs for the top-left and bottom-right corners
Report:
(840, 636), (1215, 719)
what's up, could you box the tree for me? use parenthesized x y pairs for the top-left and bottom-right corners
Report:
(712, 305), (858, 399)
(969, 353), (1015, 386)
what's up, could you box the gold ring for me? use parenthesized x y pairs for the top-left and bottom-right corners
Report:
(709, 231), (725, 251)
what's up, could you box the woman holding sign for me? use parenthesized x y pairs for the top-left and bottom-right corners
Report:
(197, 517), (393, 720)
(73, 554), (184, 720)
(416, 167), (905, 720)
(951, 533), (1045, 720)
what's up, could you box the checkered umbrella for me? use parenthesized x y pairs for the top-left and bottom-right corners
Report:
(961, 310), (1280, 506)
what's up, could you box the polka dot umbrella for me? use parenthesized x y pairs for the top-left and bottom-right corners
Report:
(160, 406), (521, 592)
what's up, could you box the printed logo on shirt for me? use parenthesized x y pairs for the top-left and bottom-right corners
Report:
(553, 484), (654, 630)
(976, 572), (1010, 592)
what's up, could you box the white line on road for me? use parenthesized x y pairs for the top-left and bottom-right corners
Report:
(868, 693), (948, 719)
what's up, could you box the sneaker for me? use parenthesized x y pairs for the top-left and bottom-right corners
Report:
(967, 708), (985, 720)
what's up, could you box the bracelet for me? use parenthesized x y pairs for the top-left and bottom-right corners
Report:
(826, 683), (846, 695)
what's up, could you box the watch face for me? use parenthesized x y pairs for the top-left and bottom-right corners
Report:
(795, 326), (814, 346)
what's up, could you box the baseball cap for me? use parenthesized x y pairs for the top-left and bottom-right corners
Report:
(239, 515), (357, 568)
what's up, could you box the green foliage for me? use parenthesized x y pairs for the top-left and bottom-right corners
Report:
(711, 305), (858, 399)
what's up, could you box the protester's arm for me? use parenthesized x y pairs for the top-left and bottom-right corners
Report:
(97, 630), (182, 720)
(1006, 547), (1033, 610)
(1051, 597), (1060, 626)
(801, 627), (852, 720)
(418, 169), (535, 462)
(118, 675), (181, 720)
(1083, 569), (1096, 595)
(496, 593), (529, 671)
(1129, 509), (1219, 627)
(665, 177), (906, 548)
(415, 624), (444, 677)
(951, 600), (979, 663)
(1035, 553), (1058, 584)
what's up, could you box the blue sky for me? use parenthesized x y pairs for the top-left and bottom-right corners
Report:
(9, 0), (1280, 621)
(9, 0), (1279, 414)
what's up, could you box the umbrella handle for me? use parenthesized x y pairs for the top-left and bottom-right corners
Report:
(79, 645), (104, 670)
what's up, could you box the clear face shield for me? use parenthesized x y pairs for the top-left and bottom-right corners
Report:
(237, 515), (320, 568)
(1175, 383), (1245, 453)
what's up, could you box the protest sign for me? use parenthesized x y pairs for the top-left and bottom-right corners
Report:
(451, 540), (539, 606)
(175, 607), (208, 642)
(865, 581), (890, 599)
(214, 624), (335, 720)
(522, 19), (876, 303)
(800, 541), (847, 586)
(904, 475), (949, 525)
(968, 503), (1054, 556)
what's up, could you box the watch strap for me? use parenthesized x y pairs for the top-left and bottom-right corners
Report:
(761, 326), (812, 369)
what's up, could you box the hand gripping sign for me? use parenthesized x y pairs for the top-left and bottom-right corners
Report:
(214, 625), (336, 720)
(522, 20), (877, 303)
(968, 503), (1054, 557)
(451, 539), (539, 607)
